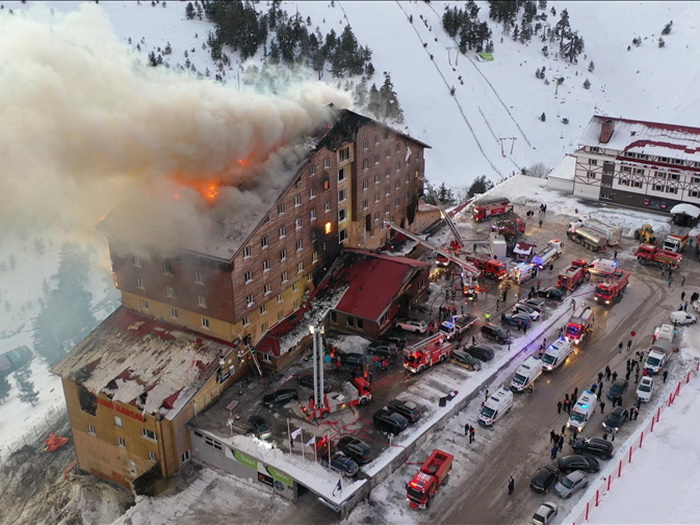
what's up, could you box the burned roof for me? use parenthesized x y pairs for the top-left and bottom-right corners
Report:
(52, 307), (239, 419)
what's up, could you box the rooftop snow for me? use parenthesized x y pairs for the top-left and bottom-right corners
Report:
(52, 307), (238, 418)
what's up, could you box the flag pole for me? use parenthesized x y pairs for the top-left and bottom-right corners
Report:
(287, 418), (292, 454)
(300, 428), (305, 460)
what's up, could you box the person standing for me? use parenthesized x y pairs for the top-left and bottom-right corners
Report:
(550, 445), (559, 459)
(663, 370), (669, 383)
(508, 476), (515, 495)
(605, 365), (612, 380)
(681, 291), (686, 302)
(600, 401), (606, 414)
(562, 399), (569, 414)
(465, 423), (471, 436)
(550, 430), (557, 443)
(573, 387), (579, 401)
(618, 341), (623, 353)
(627, 339), (633, 351)
(557, 401), (563, 414)
(612, 371), (618, 382)
(469, 426), (476, 443)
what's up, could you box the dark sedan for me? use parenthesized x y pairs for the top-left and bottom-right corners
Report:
(501, 312), (533, 328)
(321, 452), (359, 477)
(537, 287), (566, 302)
(480, 323), (511, 344)
(557, 455), (600, 474)
(606, 379), (629, 401)
(249, 416), (272, 440)
(465, 344), (495, 361)
(602, 406), (629, 433)
(530, 465), (559, 493)
(388, 399), (422, 424)
(373, 407), (409, 435)
(262, 388), (298, 409)
(337, 436), (374, 465)
(572, 437), (615, 460)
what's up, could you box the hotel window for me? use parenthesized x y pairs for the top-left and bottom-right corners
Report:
(323, 158), (330, 168)
(244, 270), (253, 283)
(197, 295), (207, 308)
(166, 286), (175, 298)
(264, 283), (272, 295)
(296, 240), (303, 252)
(338, 168), (346, 182)
(339, 229), (348, 243)
(294, 195), (302, 207)
(297, 261), (304, 273)
(339, 208), (347, 222)
(261, 321), (268, 332)
(363, 180), (369, 191)
(280, 249), (287, 261)
(132, 256), (142, 268)
(362, 199), (369, 210)
(653, 184), (664, 191)
(141, 428), (158, 442)
(375, 134), (380, 144)
(310, 209), (317, 221)
(263, 259), (270, 272)
(395, 181), (401, 190)
(261, 236), (269, 249)
(338, 188), (346, 202)
(88, 425), (96, 436)
(281, 271), (289, 283)
(632, 181), (642, 188)
(114, 416), (123, 427)
(323, 178), (330, 190)
(374, 173), (381, 185)
(309, 163), (316, 175)
(374, 154), (380, 165)
(277, 311), (284, 321)
(242, 316), (250, 327)
(396, 143), (401, 152)
(170, 308), (178, 319)
(363, 139), (369, 150)
(385, 204), (390, 215)
(669, 173), (679, 180)
(385, 149), (391, 159)
(243, 246), (252, 258)
(163, 262), (172, 275)
(385, 185), (391, 196)
(312, 252), (318, 263)
(201, 317), (210, 329)
(140, 299), (149, 310)
(195, 272), (204, 284)
(295, 218), (302, 230)
(667, 187), (677, 194)
(292, 282), (298, 292)
(395, 197), (401, 208)
(279, 226), (286, 239)
(633, 168), (645, 175)
(339, 147), (350, 162)
(310, 187), (316, 199)
(363, 159), (369, 170)
(278, 203), (286, 215)
(246, 294), (254, 307)
(374, 192), (380, 203)
(690, 190), (699, 197)
(118, 437), (126, 448)
(324, 201), (331, 213)
(148, 451), (158, 462)
(276, 294), (283, 303)
(589, 159), (598, 165)
(395, 161), (401, 171)
(385, 167), (390, 178)
(136, 277), (145, 290)
(260, 304), (267, 315)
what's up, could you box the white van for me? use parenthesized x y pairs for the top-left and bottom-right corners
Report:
(510, 356), (543, 392)
(541, 337), (574, 372)
(566, 390), (598, 433)
(654, 323), (677, 344)
(478, 387), (514, 426)
(644, 338), (672, 374)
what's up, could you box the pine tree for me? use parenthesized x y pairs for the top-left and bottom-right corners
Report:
(561, 32), (584, 63)
(14, 366), (38, 406)
(583, 78), (591, 89)
(588, 60), (595, 72)
(467, 175), (494, 198)
(437, 183), (455, 204)
(661, 21), (673, 35)
(540, 112), (546, 122)
(0, 374), (11, 403)
(378, 72), (404, 123)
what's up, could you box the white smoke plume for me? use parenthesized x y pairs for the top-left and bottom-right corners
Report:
(0, 3), (352, 251)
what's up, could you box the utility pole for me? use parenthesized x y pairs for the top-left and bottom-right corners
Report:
(498, 137), (517, 157)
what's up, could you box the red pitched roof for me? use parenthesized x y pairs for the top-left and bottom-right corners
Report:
(333, 250), (429, 320)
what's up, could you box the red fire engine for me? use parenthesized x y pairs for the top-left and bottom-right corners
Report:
(463, 254), (507, 280)
(301, 377), (372, 419)
(404, 336), (455, 373)
(471, 198), (513, 222)
(406, 449), (454, 509)
(595, 269), (630, 305)
(557, 259), (591, 291)
(565, 306), (595, 343)
(635, 244), (682, 270)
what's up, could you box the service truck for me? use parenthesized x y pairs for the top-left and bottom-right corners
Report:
(439, 314), (478, 340)
(510, 356), (543, 392)
(509, 262), (539, 284)
(463, 253), (508, 280)
(557, 259), (591, 291)
(565, 306), (595, 344)
(406, 449), (454, 509)
(635, 244), (682, 270)
(566, 225), (607, 252)
(404, 337), (455, 373)
(531, 240), (564, 268)
(643, 338), (673, 375)
(541, 337), (574, 371)
(662, 233), (690, 253)
(471, 198), (513, 222)
(594, 269), (630, 305)
(569, 218), (622, 246)
(567, 390), (598, 433)
(301, 377), (372, 420)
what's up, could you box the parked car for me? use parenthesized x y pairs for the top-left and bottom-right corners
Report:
(513, 303), (541, 321)
(373, 407), (409, 435)
(523, 298), (547, 313)
(262, 388), (299, 409)
(367, 341), (399, 358)
(298, 375), (332, 392)
(602, 406), (629, 433)
(532, 501), (558, 525)
(249, 416), (272, 440)
(338, 352), (367, 368)
(465, 344), (495, 362)
(572, 437), (615, 460)
(557, 455), (600, 474)
(501, 312), (533, 328)
(529, 465), (559, 493)
(537, 287), (566, 302)
(321, 452), (359, 477)
(387, 399), (422, 424)
(554, 470), (589, 499)
(606, 379), (629, 401)
(395, 319), (428, 334)
(480, 323), (512, 344)
(636, 376), (654, 403)
(378, 335), (407, 349)
(451, 350), (482, 371)
(337, 436), (374, 465)
(670, 311), (696, 325)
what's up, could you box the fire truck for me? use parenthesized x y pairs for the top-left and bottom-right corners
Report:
(471, 198), (513, 222)
(557, 259), (591, 291)
(491, 212), (526, 248)
(406, 449), (454, 509)
(565, 306), (595, 344)
(463, 253), (508, 280)
(531, 240), (564, 268)
(301, 377), (372, 419)
(635, 244), (682, 270)
(439, 314), (478, 340)
(404, 336), (455, 373)
(595, 269), (630, 305)
(508, 262), (539, 284)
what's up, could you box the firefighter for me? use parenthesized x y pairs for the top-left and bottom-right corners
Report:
(484, 311), (491, 323)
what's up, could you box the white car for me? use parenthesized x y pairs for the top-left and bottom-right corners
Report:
(636, 376), (654, 403)
(693, 299), (700, 313)
(670, 311), (696, 326)
(395, 319), (427, 334)
(513, 303), (541, 321)
(532, 501), (558, 525)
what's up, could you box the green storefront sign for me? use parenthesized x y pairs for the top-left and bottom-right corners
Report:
(233, 450), (258, 470)
(266, 465), (293, 487)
